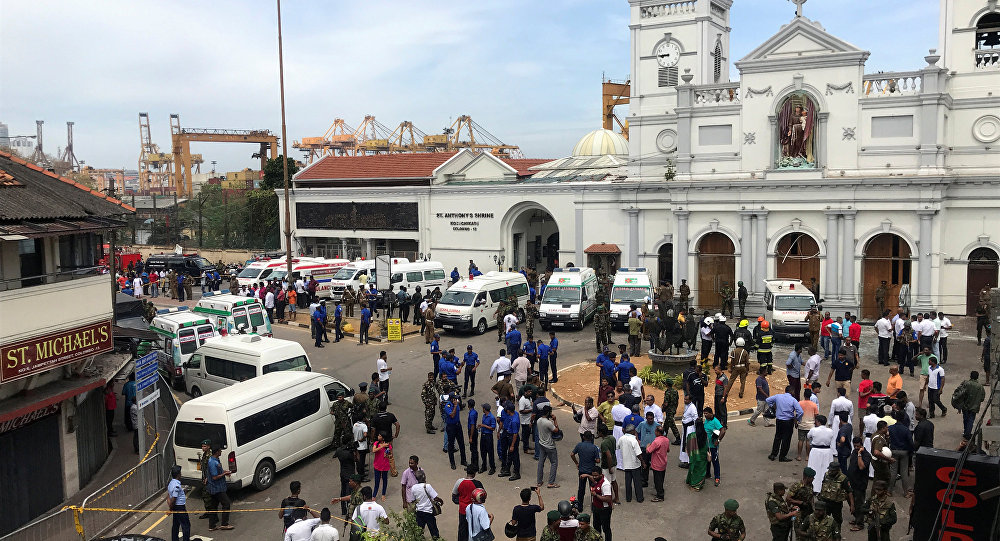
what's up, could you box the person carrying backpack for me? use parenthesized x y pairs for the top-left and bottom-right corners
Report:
(952, 371), (986, 442)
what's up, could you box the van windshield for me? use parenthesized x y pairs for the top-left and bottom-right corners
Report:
(611, 286), (650, 303)
(542, 286), (580, 304)
(193, 257), (213, 269)
(440, 290), (476, 306)
(175, 421), (227, 449)
(237, 267), (262, 279)
(775, 295), (815, 311)
(332, 268), (358, 280)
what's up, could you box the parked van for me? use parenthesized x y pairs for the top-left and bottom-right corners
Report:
(435, 272), (529, 334)
(762, 279), (817, 339)
(183, 335), (312, 397)
(609, 267), (654, 329)
(235, 257), (345, 288)
(172, 371), (353, 490)
(193, 294), (273, 336)
(539, 267), (599, 330)
(146, 253), (216, 284)
(149, 308), (218, 390)
(321, 259), (408, 300)
(388, 261), (447, 295)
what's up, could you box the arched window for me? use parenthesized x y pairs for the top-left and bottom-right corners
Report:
(713, 40), (723, 83)
(976, 12), (1000, 69)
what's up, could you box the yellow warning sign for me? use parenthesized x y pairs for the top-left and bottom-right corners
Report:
(386, 319), (403, 342)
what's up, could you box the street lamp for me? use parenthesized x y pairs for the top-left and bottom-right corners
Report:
(493, 253), (505, 271)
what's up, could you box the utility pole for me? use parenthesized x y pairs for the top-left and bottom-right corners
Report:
(223, 190), (229, 249)
(277, 0), (293, 276)
(197, 193), (205, 248)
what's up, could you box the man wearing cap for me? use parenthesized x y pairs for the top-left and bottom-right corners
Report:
(462, 345), (480, 398)
(712, 315), (733, 369)
(798, 500), (839, 541)
(540, 510), (561, 541)
(167, 464), (191, 541)
(574, 513), (600, 541)
(331, 390), (352, 447)
(499, 400), (522, 480)
(786, 468), (816, 523)
(198, 439), (213, 518)
(806, 307), (822, 351)
(445, 393), (469, 470)
(728, 337), (750, 399)
(707, 499), (745, 540)
(757, 320), (775, 375)
(817, 460), (853, 532)
(737, 281), (748, 318)
(421, 373), (439, 434)
(331, 473), (362, 517)
(765, 482), (798, 541)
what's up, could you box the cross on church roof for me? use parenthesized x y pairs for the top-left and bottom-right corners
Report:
(790, 0), (807, 18)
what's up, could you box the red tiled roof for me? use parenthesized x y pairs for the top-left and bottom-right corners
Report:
(296, 152), (459, 180)
(0, 150), (136, 217)
(501, 158), (551, 177)
(585, 243), (621, 254)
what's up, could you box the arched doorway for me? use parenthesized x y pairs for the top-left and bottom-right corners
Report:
(658, 243), (673, 286)
(861, 233), (912, 319)
(967, 247), (999, 315)
(506, 206), (559, 272)
(775, 233), (821, 295)
(697, 232), (736, 311)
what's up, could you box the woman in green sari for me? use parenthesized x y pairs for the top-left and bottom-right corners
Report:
(685, 419), (708, 491)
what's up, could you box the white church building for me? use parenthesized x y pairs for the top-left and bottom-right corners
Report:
(282, 0), (1000, 319)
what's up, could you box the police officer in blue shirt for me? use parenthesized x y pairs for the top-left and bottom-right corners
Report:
(622, 405), (644, 435)
(499, 400), (522, 480)
(595, 350), (615, 389)
(506, 326), (522, 357)
(616, 348), (635, 385)
(430, 335), (442, 379)
(451, 267), (461, 285)
(313, 303), (326, 348)
(440, 350), (459, 384)
(549, 333), (559, 383)
(462, 345), (480, 398)
(523, 339), (537, 371)
(359, 304), (371, 345)
(167, 464), (191, 541)
(467, 399), (480, 470)
(536, 340), (551, 388)
(443, 394), (468, 470)
(478, 404), (497, 474)
(333, 301), (344, 342)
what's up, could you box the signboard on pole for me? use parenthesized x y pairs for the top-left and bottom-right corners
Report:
(386, 319), (402, 342)
(375, 254), (392, 292)
(137, 388), (160, 410)
(136, 352), (158, 392)
(911, 447), (999, 541)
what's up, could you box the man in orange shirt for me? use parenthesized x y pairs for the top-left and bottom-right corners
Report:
(796, 388), (820, 461)
(886, 366), (903, 399)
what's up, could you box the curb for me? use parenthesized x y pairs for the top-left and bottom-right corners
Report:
(548, 361), (757, 421)
(271, 319), (422, 342)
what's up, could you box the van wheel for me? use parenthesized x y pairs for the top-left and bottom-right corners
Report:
(476, 319), (488, 335)
(190, 387), (202, 398)
(253, 459), (275, 490)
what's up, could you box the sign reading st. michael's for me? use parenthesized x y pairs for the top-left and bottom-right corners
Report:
(2, 320), (113, 383)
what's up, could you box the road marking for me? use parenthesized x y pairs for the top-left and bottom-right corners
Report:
(141, 514), (167, 534)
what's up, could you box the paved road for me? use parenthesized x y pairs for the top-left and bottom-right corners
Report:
(128, 311), (980, 541)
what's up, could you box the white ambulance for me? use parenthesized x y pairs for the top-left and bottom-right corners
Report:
(762, 279), (817, 339)
(320, 258), (410, 300)
(149, 308), (219, 390)
(539, 267), (599, 330)
(234, 257), (345, 288)
(609, 267), (654, 329)
(434, 272), (529, 334)
(194, 294), (274, 337)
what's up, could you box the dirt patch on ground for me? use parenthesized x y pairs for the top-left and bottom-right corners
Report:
(551, 351), (792, 417)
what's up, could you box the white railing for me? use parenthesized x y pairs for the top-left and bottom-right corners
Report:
(693, 83), (741, 105)
(862, 72), (922, 97)
(975, 49), (1000, 70)
(639, 1), (697, 19)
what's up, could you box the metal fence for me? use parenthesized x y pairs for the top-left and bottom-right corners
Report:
(80, 453), (165, 540)
(0, 508), (78, 541)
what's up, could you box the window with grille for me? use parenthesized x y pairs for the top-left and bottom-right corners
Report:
(714, 41), (723, 83)
(658, 66), (678, 87)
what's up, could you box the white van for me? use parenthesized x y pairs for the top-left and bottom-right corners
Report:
(270, 258), (349, 284)
(172, 371), (353, 491)
(322, 259), (414, 300)
(194, 294), (273, 337)
(149, 309), (218, 390)
(183, 335), (312, 397)
(539, 267), (599, 330)
(762, 279), (817, 339)
(434, 272), (529, 334)
(388, 261), (448, 295)
(609, 267), (654, 329)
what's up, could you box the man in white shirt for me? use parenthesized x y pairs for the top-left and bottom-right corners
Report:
(284, 508), (321, 541)
(611, 401), (630, 466)
(932, 313), (943, 358)
(489, 350), (511, 381)
(309, 508), (339, 541)
(518, 392), (533, 453)
(828, 387), (854, 433)
(917, 313), (936, 351)
(875, 312), (893, 366)
(132, 276), (143, 298)
(615, 425), (644, 502)
(376, 351), (392, 405)
(504, 312), (519, 333)
(642, 395), (664, 425)
(628, 368), (644, 400)
(677, 396), (698, 466)
(938, 312), (952, 365)
(351, 487), (387, 533)
(353, 419), (368, 476)
(804, 347), (822, 384)
(511, 354), (530, 389)
(926, 358), (947, 418)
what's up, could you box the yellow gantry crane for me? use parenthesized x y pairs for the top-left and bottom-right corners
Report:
(170, 114), (277, 197)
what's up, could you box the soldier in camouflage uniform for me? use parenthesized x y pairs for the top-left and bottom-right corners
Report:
(143, 299), (157, 322)
(678, 279), (691, 313)
(597, 271), (611, 308)
(496, 299), (508, 342)
(806, 307), (822, 351)
(786, 467), (816, 526)
(166, 270), (176, 299)
(524, 299), (539, 342)
(862, 481), (896, 541)
(184, 274), (194, 301)
(707, 499), (746, 540)
(594, 304), (611, 353)
(719, 282), (735, 318)
(765, 482), (799, 541)
(331, 391), (352, 447)
(352, 383), (371, 425)
(343, 286), (356, 317)
(660, 379), (681, 443)
(798, 500), (839, 541)
(817, 460), (853, 531)
(574, 514), (602, 541)
(421, 372), (439, 434)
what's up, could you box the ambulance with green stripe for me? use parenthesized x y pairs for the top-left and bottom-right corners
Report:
(150, 309), (219, 390)
(193, 294), (273, 337)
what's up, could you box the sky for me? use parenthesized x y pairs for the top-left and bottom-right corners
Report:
(0, 0), (940, 173)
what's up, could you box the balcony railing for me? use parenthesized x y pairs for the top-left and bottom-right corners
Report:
(693, 83), (741, 105)
(862, 72), (922, 97)
(639, 1), (697, 19)
(975, 49), (1000, 70)
(0, 265), (106, 292)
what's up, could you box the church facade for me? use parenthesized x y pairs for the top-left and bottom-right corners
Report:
(281, 0), (1000, 318)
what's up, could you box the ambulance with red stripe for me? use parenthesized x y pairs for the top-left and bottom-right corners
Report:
(434, 272), (529, 334)
(234, 257), (347, 288)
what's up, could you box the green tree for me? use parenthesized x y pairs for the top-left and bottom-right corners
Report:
(260, 155), (299, 191)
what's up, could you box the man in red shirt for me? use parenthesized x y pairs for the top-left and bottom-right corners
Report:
(820, 312), (834, 361)
(857, 369), (874, 436)
(452, 466), (480, 541)
(848, 315), (862, 352)
(645, 426), (670, 502)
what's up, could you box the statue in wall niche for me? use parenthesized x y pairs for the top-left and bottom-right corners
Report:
(777, 92), (817, 169)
